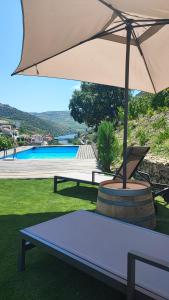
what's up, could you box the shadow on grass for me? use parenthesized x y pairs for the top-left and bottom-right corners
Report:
(0, 211), (124, 300)
(57, 185), (98, 203)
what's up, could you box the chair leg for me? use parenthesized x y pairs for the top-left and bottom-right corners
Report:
(163, 190), (169, 203)
(154, 202), (158, 214)
(54, 176), (58, 193)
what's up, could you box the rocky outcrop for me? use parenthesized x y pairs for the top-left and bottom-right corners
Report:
(140, 154), (169, 184)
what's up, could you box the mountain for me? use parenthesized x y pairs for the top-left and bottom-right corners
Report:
(0, 103), (59, 135)
(32, 111), (87, 135)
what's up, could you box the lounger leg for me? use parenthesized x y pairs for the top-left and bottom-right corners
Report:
(77, 182), (80, 187)
(54, 176), (58, 193)
(127, 253), (136, 300)
(18, 239), (26, 272)
(92, 171), (95, 183)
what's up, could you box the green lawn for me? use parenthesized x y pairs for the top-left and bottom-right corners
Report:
(0, 179), (168, 300)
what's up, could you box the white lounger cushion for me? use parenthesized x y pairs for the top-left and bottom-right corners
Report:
(55, 171), (113, 183)
(24, 211), (169, 299)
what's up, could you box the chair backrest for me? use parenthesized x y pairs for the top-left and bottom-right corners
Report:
(114, 146), (150, 180)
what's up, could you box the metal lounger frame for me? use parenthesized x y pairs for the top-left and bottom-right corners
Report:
(53, 146), (150, 193)
(53, 174), (99, 192)
(18, 230), (169, 300)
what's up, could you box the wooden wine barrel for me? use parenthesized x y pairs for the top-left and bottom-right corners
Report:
(96, 180), (156, 229)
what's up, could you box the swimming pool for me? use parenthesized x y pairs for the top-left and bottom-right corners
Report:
(7, 146), (79, 160)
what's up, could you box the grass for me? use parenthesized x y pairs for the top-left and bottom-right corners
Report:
(0, 179), (169, 300)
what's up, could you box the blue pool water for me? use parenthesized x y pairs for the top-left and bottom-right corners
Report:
(7, 146), (79, 160)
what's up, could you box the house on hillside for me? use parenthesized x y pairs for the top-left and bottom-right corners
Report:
(31, 134), (43, 144)
(0, 124), (13, 136)
(43, 134), (53, 142)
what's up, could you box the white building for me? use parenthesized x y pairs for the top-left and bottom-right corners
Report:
(31, 134), (43, 144)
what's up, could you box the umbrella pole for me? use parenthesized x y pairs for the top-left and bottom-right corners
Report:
(123, 21), (132, 189)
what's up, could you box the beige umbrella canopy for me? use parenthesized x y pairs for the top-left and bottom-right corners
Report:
(13, 0), (169, 187)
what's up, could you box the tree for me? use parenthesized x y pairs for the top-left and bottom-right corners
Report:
(69, 82), (125, 129)
(97, 121), (119, 172)
(151, 88), (169, 109)
(128, 93), (153, 119)
(0, 135), (13, 156)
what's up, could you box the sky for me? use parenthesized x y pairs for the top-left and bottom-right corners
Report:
(0, 1), (81, 113)
(1, 2), (139, 114)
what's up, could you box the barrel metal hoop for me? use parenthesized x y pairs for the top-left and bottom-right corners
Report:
(99, 186), (152, 196)
(96, 211), (155, 224)
(97, 196), (153, 207)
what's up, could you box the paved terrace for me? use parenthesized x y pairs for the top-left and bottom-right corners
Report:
(0, 145), (98, 179)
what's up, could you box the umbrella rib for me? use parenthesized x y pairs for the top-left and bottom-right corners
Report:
(133, 19), (169, 28)
(96, 22), (125, 38)
(131, 29), (156, 93)
(133, 18), (169, 23)
(97, 0), (127, 23)
(12, 23), (125, 76)
(101, 12), (117, 32)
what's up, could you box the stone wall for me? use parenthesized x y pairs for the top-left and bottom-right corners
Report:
(140, 154), (169, 184)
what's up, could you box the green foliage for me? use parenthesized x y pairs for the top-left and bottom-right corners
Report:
(17, 140), (26, 146)
(97, 121), (119, 172)
(136, 128), (149, 146)
(69, 82), (125, 129)
(48, 140), (60, 145)
(154, 127), (169, 145)
(146, 107), (154, 117)
(71, 137), (81, 145)
(152, 138), (169, 158)
(129, 94), (152, 119)
(152, 116), (167, 129)
(151, 88), (169, 110)
(0, 135), (13, 150)
(129, 89), (169, 120)
(117, 107), (124, 124)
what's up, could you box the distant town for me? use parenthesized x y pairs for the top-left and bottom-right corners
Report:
(0, 119), (54, 146)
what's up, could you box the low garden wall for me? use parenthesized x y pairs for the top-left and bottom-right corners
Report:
(140, 154), (169, 184)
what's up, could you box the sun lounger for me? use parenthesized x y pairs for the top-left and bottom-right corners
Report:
(18, 210), (169, 300)
(53, 146), (150, 192)
(53, 145), (169, 204)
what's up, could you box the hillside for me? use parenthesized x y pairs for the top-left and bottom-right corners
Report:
(32, 111), (87, 135)
(85, 109), (169, 160)
(118, 110), (169, 159)
(0, 103), (59, 135)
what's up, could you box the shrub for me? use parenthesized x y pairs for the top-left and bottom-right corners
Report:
(97, 121), (119, 172)
(17, 140), (26, 146)
(136, 128), (149, 146)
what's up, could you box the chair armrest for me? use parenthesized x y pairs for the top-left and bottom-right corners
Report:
(135, 170), (151, 184)
(92, 170), (122, 182)
(92, 170), (114, 182)
(153, 187), (169, 203)
(127, 250), (169, 300)
(92, 170), (115, 176)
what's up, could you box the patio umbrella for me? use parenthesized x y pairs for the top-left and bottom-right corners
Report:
(12, 0), (169, 188)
